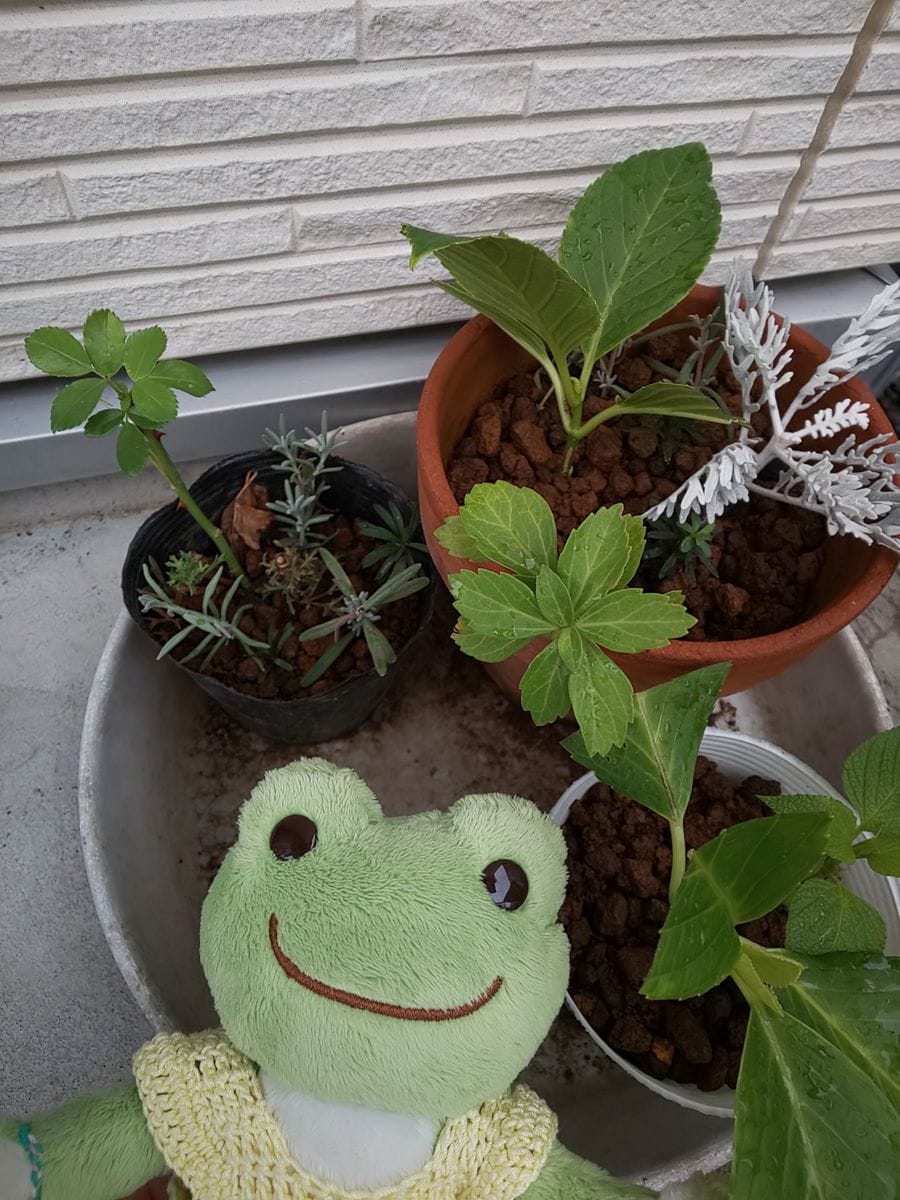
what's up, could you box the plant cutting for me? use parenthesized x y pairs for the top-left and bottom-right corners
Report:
(415, 142), (897, 697)
(26, 310), (433, 741)
(440, 480), (695, 755)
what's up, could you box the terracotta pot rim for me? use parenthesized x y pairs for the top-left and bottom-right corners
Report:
(417, 308), (897, 667)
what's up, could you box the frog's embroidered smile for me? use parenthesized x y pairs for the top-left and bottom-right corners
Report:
(269, 914), (503, 1021)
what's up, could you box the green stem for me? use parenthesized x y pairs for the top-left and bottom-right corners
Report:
(143, 433), (247, 583)
(668, 819), (686, 903)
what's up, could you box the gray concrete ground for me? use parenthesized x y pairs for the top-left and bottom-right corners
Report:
(1, 465), (898, 1112)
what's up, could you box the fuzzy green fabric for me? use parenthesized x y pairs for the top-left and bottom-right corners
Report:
(522, 1145), (654, 1199)
(201, 758), (571, 1119)
(11, 1082), (163, 1200)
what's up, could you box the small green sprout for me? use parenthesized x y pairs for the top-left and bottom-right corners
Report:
(644, 513), (718, 583)
(259, 546), (328, 614)
(164, 550), (216, 596)
(358, 501), (428, 580)
(298, 550), (429, 685)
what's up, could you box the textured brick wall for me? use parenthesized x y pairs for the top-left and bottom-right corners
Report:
(0, 0), (897, 380)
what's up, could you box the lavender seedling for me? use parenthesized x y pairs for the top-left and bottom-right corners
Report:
(358, 501), (428, 580)
(263, 415), (343, 549)
(643, 514), (718, 583)
(164, 550), (216, 596)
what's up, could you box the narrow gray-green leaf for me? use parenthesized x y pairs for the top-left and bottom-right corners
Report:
(567, 641), (633, 758)
(610, 382), (735, 425)
(435, 514), (485, 562)
(786, 879), (886, 956)
(534, 566), (574, 626)
(843, 727), (900, 837)
(363, 620), (396, 677)
(148, 358), (214, 397)
(25, 326), (91, 377)
(453, 569), (554, 639)
(452, 624), (531, 663)
(116, 421), (149, 475)
(733, 1006), (900, 1200)
(124, 326), (167, 379)
(82, 308), (125, 376)
(131, 378), (178, 424)
(83, 408), (123, 437)
(557, 505), (631, 612)
(575, 587), (695, 652)
(457, 481), (557, 577)
(520, 643), (570, 726)
(762, 792), (858, 862)
(563, 661), (731, 825)
(49, 377), (107, 431)
(401, 223), (485, 268)
(559, 142), (720, 359)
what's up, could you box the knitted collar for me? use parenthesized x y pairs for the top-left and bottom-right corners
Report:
(134, 1030), (557, 1200)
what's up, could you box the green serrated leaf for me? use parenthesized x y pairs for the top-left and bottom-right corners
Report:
(733, 1003), (900, 1200)
(857, 832), (900, 876)
(453, 569), (554, 639)
(618, 514), (646, 590)
(763, 792), (858, 862)
(457, 481), (557, 577)
(116, 421), (149, 475)
(83, 409), (124, 437)
(131, 378), (178, 424)
(124, 326), (167, 379)
(567, 641), (633, 758)
(434, 235), (602, 368)
(520, 643), (570, 725)
(25, 326), (92, 378)
(557, 505), (631, 612)
(610, 382), (735, 425)
(436, 514), (485, 561)
(843, 727), (900, 837)
(49, 376), (108, 431)
(82, 308), (125, 376)
(575, 586), (695, 652)
(562, 661), (731, 825)
(786, 879), (886, 956)
(401, 223), (484, 268)
(452, 623), (531, 663)
(644, 814), (827, 1000)
(534, 566), (574, 626)
(148, 358), (214, 397)
(560, 142), (720, 359)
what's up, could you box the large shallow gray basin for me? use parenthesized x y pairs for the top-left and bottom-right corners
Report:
(79, 413), (892, 1189)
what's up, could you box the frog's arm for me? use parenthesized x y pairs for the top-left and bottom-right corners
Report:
(1, 1083), (164, 1200)
(522, 1144), (730, 1200)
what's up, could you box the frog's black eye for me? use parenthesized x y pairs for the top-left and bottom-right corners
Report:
(482, 859), (528, 911)
(270, 815), (318, 860)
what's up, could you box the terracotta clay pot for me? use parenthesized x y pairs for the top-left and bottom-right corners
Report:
(417, 285), (896, 699)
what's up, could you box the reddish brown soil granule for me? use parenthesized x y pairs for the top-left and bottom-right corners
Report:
(446, 333), (827, 640)
(560, 755), (785, 1091)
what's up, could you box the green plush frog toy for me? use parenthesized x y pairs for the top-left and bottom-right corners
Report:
(1, 760), (723, 1200)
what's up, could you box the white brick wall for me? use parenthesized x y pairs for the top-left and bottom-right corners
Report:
(0, 0), (897, 382)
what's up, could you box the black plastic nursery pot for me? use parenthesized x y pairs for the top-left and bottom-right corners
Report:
(122, 449), (435, 744)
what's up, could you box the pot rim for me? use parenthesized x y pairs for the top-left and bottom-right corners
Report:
(550, 726), (900, 1118)
(417, 308), (897, 665)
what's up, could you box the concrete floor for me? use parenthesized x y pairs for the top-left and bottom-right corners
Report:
(1, 464), (899, 1113)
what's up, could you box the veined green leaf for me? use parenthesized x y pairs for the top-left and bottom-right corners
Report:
(434, 235), (602, 367)
(83, 308), (125, 376)
(567, 641), (633, 758)
(436, 514), (485, 562)
(520, 643), (570, 726)
(644, 814), (827, 1000)
(124, 326), (167, 379)
(83, 409), (124, 437)
(457, 481), (557, 577)
(609, 382), (735, 425)
(535, 566), (574, 626)
(452, 623), (531, 663)
(575, 587), (695, 652)
(131, 378), (178, 424)
(556, 626), (588, 673)
(25, 326), (91, 377)
(843, 727), (900, 836)
(763, 792), (858, 862)
(559, 142), (720, 359)
(49, 376), (107, 431)
(401, 223), (485, 268)
(786, 879), (886, 956)
(148, 358), (214, 397)
(740, 940), (803, 988)
(557, 505), (631, 612)
(453, 569), (554, 639)
(116, 421), (149, 475)
(778, 953), (900, 1107)
(562, 661), (731, 825)
(619, 514), (646, 590)
(857, 832), (900, 876)
(733, 1005), (900, 1200)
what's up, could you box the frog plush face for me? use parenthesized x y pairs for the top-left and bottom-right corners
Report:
(200, 759), (570, 1120)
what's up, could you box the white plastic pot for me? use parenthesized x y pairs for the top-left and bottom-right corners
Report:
(551, 727), (900, 1119)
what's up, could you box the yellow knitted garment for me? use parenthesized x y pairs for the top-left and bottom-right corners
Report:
(134, 1030), (557, 1200)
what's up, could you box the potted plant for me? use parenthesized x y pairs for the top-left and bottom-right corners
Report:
(25, 311), (434, 742)
(410, 141), (898, 700)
